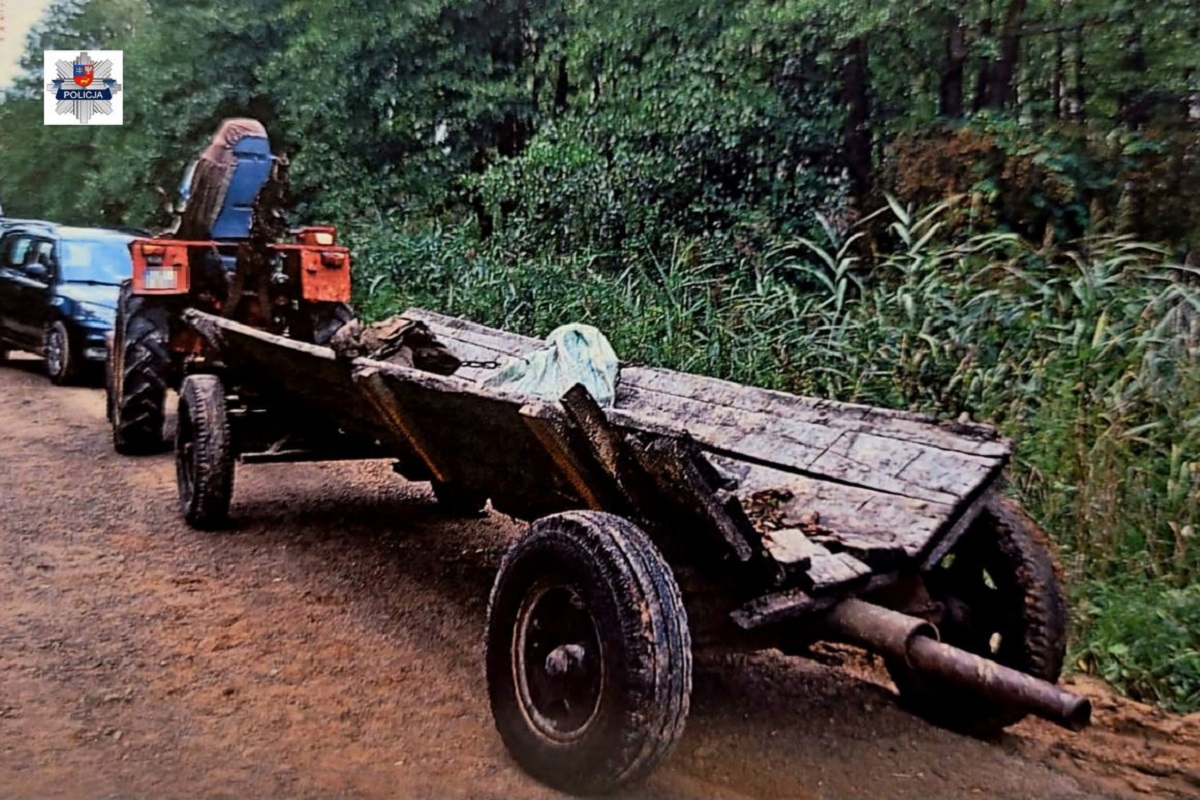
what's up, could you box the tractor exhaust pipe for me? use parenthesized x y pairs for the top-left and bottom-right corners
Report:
(823, 599), (1091, 732)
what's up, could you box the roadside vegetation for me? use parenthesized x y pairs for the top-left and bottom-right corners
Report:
(0, 0), (1197, 711)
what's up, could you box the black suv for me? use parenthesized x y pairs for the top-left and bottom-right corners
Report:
(0, 223), (134, 383)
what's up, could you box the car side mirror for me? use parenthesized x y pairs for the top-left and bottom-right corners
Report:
(26, 263), (49, 281)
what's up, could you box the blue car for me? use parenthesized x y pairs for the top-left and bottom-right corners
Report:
(0, 223), (134, 384)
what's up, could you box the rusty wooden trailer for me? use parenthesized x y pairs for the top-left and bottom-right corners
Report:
(177, 308), (1090, 796)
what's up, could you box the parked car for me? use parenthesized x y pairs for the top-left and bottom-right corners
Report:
(0, 224), (134, 384)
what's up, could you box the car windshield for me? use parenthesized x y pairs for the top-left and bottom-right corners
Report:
(58, 238), (132, 285)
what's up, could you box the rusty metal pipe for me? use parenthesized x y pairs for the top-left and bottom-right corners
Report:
(823, 597), (938, 656)
(823, 599), (1091, 732)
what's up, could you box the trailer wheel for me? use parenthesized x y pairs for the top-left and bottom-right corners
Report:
(486, 511), (691, 795)
(887, 496), (1067, 735)
(176, 374), (234, 530)
(112, 283), (171, 454)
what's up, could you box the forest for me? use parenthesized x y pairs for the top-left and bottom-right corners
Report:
(0, 0), (1198, 711)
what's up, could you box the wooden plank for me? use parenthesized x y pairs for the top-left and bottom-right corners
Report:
(806, 532), (906, 568)
(184, 311), (397, 444)
(410, 309), (1010, 494)
(560, 384), (625, 481)
(519, 403), (610, 511)
(606, 403), (984, 505)
(807, 429), (1000, 504)
(807, 551), (873, 593)
(625, 437), (758, 563)
(356, 368), (450, 483)
(622, 366), (1010, 457)
(408, 307), (1009, 461)
(714, 455), (950, 559)
(919, 488), (993, 569)
(760, 528), (825, 568)
(730, 589), (837, 630)
(362, 367), (580, 519)
(405, 308), (541, 357)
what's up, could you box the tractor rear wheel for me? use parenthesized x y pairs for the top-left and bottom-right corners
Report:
(111, 283), (171, 454)
(176, 374), (234, 529)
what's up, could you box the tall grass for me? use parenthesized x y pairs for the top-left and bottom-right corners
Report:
(348, 203), (1200, 712)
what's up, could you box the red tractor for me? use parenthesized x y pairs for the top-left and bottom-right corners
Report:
(106, 119), (353, 453)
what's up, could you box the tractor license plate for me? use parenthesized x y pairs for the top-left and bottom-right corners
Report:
(142, 266), (179, 291)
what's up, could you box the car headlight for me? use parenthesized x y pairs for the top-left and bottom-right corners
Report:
(79, 302), (117, 326)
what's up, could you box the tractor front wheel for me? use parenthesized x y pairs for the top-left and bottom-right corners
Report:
(176, 374), (234, 529)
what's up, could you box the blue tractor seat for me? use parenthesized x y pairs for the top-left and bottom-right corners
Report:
(209, 134), (273, 241)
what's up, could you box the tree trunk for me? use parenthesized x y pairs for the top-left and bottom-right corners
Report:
(939, 21), (967, 118)
(1070, 20), (1086, 120)
(553, 57), (569, 114)
(1051, 0), (1065, 118)
(988, 0), (1027, 109)
(973, 2), (993, 112)
(1117, 24), (1148, 127)
(840, 37), (872, 210)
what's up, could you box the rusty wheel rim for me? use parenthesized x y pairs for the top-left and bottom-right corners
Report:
(512, 580), (604, 743)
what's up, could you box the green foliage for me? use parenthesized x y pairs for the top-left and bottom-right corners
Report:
(1074, 579), (1200, 713)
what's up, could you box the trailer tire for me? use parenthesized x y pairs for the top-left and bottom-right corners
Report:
(886, 495), (1067, 735)
(486, 511), (691, 795)
(112, 284), (171, 454)
(176, 374), (234, 530)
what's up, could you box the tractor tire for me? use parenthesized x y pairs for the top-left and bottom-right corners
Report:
(44, 319), (78, 385)
(111, 283), (171, 455)
(886, 495), (1068, 735)
(176, 374), (234, 530)
(486, 511), (692, 795)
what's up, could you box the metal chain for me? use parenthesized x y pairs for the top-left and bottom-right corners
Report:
(458, 359), (501, 370)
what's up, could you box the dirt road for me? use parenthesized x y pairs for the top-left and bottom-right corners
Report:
(1, 354), (1197, 799)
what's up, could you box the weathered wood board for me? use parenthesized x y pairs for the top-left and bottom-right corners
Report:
(405, 308), (1010, 586)
(183, 310), (398, 448)
(191, 308), (1011, 595)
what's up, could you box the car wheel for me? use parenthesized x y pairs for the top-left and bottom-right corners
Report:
(44, 320), (78, 385)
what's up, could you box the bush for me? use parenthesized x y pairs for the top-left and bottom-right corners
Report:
(1074, 580), (1200, 713)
